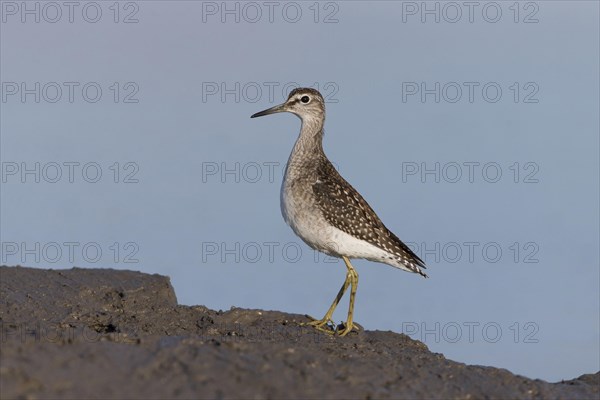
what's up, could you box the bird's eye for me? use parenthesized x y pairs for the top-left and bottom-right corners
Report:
(301, 96), (310, 104)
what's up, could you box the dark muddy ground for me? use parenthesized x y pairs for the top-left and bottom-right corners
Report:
(1, 266), (597, 399)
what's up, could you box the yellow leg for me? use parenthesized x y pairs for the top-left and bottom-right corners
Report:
(302, 256), (359, 336)
(302, 270), (351, 334)
(338, 256), (359, 337)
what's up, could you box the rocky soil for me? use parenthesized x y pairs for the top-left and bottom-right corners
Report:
(1, 266), (598, 399)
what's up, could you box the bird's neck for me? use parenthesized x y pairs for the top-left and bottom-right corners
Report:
(291, 115), (325, 158)
(285, 116), (325, 179)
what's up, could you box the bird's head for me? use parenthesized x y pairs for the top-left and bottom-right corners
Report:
(251, 88), (325, 123)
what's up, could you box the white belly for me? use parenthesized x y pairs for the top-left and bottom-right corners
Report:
(280, 181), (393, 262)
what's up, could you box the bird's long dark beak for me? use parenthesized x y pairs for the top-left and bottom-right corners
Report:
(251, 103), (286, 118)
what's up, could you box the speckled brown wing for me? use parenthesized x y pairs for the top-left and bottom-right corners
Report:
(312, 160), (427, 276)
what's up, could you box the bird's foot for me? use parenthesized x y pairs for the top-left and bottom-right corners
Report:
(301, 314), (336, 334)
(302, 315), (360, 336)
(336, 321), (360, 337)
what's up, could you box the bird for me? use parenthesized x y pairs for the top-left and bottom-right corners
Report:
(251, 88), (427, 336)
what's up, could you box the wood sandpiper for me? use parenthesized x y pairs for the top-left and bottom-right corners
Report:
(251, 88), (427, 336)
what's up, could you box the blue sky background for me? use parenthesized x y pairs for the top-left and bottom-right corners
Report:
(1, 1), (598, 382)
